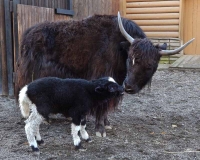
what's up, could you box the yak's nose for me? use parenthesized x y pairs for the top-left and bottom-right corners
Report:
(124, 82), (138, 94)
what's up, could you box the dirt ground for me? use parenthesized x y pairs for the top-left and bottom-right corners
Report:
(0, 70), (199, 160)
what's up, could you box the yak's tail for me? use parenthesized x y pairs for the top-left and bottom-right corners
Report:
(18, 85), (30, 118)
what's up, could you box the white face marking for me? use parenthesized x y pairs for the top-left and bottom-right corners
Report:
(132, 58), (135, 66)
(108, 77), (116, 83)
(80, 124), (89, 140)
(71, 123), (81, 146)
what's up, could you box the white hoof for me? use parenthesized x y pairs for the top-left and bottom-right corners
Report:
(96, 132), (102, 137)
(96, 132), (106, 137)
(79, 148), (87, 152)
(43, 120), (50, 125)
(103, 132), (106, 137)
(105, 125), (112, 130)
(66, 117), (72, 121)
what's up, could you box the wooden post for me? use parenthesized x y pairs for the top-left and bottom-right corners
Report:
(13, 0), (20, 72)
(0, 0), (8, 95)
(119, 0), (126, 16)
(4, 0), (14, 96)
(179, 0), (184, 44)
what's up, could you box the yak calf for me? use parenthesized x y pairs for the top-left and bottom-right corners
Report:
(19, 77), (124, 154)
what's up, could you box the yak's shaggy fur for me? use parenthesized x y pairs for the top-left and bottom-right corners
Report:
(15, 14), (164, 136)
(15, 15), (146, 97)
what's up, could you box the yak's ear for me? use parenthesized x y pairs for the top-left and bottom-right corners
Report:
(120, 41), (130, 51)
(155, 43), (167, 50)
(95, 86), (105, 93)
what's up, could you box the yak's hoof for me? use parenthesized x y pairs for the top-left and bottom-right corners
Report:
(105, 125), (112, 130)
(75, 143), (87, 151)
(86, 138), (93, 143)
(37, 139), (44, 146)
(31, 146), (40, 155)
(66, 117), (72, 121)
(95, 124), (106, 137)
(43, 120), (50, 125)
(96, 132), (106, 137)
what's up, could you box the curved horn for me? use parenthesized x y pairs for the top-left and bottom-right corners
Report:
(118, 11), (134, 44)
(159, 38), (195, 55)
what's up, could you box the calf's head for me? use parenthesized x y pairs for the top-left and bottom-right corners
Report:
(93, 77), (124, 97)
(118, 12), (195, 94)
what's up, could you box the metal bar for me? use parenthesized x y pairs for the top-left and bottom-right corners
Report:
(4, 0), (13, 96)
(55, 8), (74, 16)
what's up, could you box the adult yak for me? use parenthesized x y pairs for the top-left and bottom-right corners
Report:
(15, 12), (194, 137)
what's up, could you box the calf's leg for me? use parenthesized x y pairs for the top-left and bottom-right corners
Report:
(71, 116), (86, 151)
(35, 127), (44, 145)
(25, 104), (43, 154)
(80, 116), (92, 142)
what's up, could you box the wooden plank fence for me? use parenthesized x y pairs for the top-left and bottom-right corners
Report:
(0, 0), (119, 96)
(73, 0), (119, 20)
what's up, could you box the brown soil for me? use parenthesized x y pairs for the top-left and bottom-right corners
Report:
(0, 70), (200, 160)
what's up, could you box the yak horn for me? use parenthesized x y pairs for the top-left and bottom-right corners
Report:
(118, 11), (134, 44)
(159, 38), (195, 55)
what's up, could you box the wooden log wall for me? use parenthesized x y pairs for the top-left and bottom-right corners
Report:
(121, 0), (180, 38)
(120, 0), (182, 64)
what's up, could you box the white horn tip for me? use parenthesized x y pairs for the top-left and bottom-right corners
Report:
(118, 11), (120, 16)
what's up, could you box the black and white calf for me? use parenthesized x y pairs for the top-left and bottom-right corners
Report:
(19, 77), (124, 153)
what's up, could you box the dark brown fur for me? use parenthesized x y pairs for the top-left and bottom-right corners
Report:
(15, 15), (164, 134)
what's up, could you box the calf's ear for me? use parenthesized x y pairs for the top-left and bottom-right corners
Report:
(95, 86), (104, 93)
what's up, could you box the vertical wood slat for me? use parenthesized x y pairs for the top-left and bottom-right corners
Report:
(183, 0), (200, 55)
(72, 0), (120, 20)
(0, 0), (8, 95)
(179, 0), (183, 45)
(13, 0), (20, 72)
(4, 0), (13, 95)
(0, 0), (2, 94)
(17, 4), (71, 44)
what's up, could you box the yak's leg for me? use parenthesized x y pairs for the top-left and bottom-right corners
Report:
(104, 114), (112, 130)
(25, 105), (43, 154)
(80, 116), (92, 143)
(71, 117), (86, 151)
(95, 115), (106, 137)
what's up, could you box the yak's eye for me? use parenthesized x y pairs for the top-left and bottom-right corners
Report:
(135, 58), (140, 64)
(108, 85), (117, 92)
(146, 64), (153, 70)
